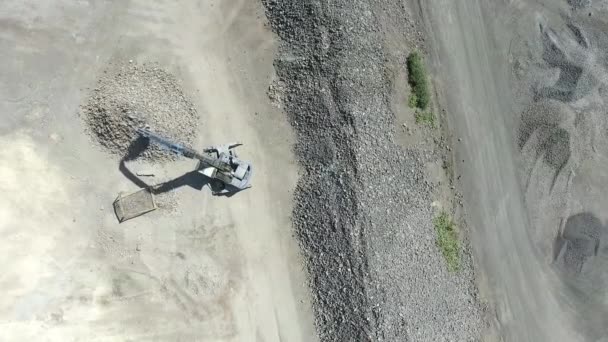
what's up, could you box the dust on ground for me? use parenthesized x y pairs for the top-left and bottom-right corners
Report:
(0, 133), (77, 318)
(0, 0), (316, 341)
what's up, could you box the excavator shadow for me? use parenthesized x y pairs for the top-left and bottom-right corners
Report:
(119, 137), (210, 194)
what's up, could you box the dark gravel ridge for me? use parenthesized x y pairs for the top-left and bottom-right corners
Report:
(263, 1), (373, 340)
(262, 1), (484, 341)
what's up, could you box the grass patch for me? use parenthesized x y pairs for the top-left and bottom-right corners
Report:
(406, 51), (430, 110)
(414, 111), (436, 128)
(434, 212), (460, 272)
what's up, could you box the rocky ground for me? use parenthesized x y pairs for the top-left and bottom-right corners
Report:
(262, 0), (485, 341)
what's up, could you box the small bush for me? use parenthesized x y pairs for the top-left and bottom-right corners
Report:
(407, 52), (430, 110)
(415, 111), (436, 128)
(408, 94), (418, 108)
(434, 212), (460, 272)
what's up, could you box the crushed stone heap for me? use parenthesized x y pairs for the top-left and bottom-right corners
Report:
(81, 61), (199, 161)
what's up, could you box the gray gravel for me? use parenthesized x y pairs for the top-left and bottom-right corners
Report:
(80, 60), (198, 161)
(262, 0), (484, 341)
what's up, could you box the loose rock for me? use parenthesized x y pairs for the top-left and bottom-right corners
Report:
(263, 0), (483, 341)
(80, 60), (199, 161)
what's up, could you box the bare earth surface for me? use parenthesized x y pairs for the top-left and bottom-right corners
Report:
(421, 0), (608, 341)
(5, 0), (608, 341)
(0, 1), (316, 341)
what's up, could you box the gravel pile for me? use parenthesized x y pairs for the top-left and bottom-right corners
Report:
(263, 0), (484, 341)
(81, 60), (198, 161)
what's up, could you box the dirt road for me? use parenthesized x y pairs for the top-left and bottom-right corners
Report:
(420, 0), (588, 341)
(0, 0), (316, 341)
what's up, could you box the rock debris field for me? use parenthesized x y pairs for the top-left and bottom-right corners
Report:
(80, 60), (199, 161)
(263, 0), (484, 341)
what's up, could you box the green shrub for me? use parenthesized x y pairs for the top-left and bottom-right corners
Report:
(434, 212), (460, 272)
(407, 52), (430, 110)
(415, 111), (436, 128)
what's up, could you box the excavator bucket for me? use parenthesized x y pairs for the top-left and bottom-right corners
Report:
(113, 188), (157, 223)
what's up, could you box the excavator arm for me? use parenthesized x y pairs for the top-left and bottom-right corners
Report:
(136, 128), (232, 172)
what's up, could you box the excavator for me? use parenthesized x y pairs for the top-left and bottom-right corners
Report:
(113, 127), (253, 222)
(136, 127), (253, 195)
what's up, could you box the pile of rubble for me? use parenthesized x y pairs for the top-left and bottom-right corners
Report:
(81, 60), (198, 161)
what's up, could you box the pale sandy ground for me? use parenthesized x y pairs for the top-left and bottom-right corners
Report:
(0, 1), (316, 341)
